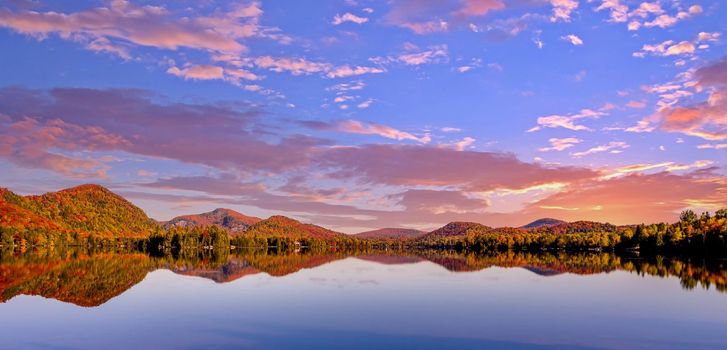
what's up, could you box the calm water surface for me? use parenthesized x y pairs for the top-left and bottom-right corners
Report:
(0, 250), (725, 350)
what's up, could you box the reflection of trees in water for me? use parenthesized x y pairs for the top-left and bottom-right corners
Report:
(0, 248), (153, 307)
(0, 248), (725, 307)
(160, 248), (349, 281)
(414, 250), (727, 293)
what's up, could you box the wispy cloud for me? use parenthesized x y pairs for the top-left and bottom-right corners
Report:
(0, 1), (268, 55)
(594, 0), (702, 31)
(550, 0), (579, 22)
(561, 34), (583, 46)
(539, 137), (582, 152)
(303, 119), (431, 143)
(332, 12), (369, 25)
(371, 44), (449, 66)
(528, 108), (605, 132)
(384, 0), (505, 34)
(571, 141), (629, 157)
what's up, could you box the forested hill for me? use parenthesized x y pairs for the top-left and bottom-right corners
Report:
(421, 222), (492, 239)
(244, 215), (345, 240)
(521, 218), (566, 229)
(2, 184), (726, 256)
(0, 184), (157, 240)
(162, 208), (261, 235)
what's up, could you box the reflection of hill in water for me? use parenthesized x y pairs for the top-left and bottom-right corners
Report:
(242, 252), (345, 277)
(168, 251), (346, 282)
(0, 251), (153, 307)
(1, 249), (726, 307)
(171, 258), (261, 283)
(521, 266), (565, 276)
(414, 251), (621, 276)
(355, 254), (424, 265)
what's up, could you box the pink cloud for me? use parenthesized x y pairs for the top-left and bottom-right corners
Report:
(167, 65), (225, 80)
(398, 45), (449, 65)
(399, 20), (449, 34)
(1, 86), (721, 231)
(453, 0), (505, 17)
(626, 100), (647, 109)
(394, 189), (488, 215)
(633, 40), (696, 58)
(657, 56), (727, 140)
(529, 169), (726, 224)
(696, 56), (727, 87)
(384, 0), (506, 34)
(0, 87), (327, 174)
(0, 116), (127, 177)
(595, 0), (628, 23)
(550, 0), (578, 22)
(452, 137), (476, 151)
(302, 119), (430, 143)
(571, 141), (629, 158)
(539, 137), (582, 152)
(0, 1), (263, 54)
(561, 34), (583, 46)
(337, 120), (430, 143)
(131, 166), (725, 232)
(317, 144), (598, 192)
(370, 44), (449, 67)
(254, 56), (330, 75)
(136, 167), (726, 232)
(325, 65), (385, 78)
(332, 12), (369, 25)
(596, 0), (702, 31)
(166, 64), (259, 85)
(528, 108), (605, 132)
(253, 56), (384, 78)
(86, 36), (131, 59)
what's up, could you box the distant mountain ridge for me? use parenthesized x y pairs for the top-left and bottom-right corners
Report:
(163, 208), (261, 235)
(354, 228), (426, 239)
(421, 222), (492, 240)
(521, 218), (566, 229)
(1, 184), (630, 245)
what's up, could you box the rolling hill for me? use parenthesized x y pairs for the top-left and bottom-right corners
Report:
(521, 218), (566, 229)
(420, 222), (492, 239)
(531, 220), (619, 235)
(0, 184), (648, 248)
(163, 208), (261, 235)
(243, 215), (345, 240)
(1, 184), (157, 238)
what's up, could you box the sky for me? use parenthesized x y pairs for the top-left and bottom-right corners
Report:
(0, 0), (725, 233)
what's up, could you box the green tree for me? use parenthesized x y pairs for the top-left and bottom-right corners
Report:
(680, 210), (697, 224)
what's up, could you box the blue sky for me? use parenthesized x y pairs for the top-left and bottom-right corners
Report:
(0, 0), (725, 232)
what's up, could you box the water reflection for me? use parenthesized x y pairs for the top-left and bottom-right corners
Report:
(1, 248), (725, 307)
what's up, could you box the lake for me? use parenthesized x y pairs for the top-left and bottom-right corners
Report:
(0, 249), (726, 350)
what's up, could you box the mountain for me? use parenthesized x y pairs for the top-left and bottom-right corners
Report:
(538, 220), (618, 234)
(521, 218), (566, 229)
(243, 215), (345, 240)
(420, 222), (492, 239)
(354, 228), (426, 239)
(1, 184), (157, 238)
(163, 208), (261, 235)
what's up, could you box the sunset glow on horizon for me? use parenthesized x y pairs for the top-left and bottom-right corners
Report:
(0, 0), (725, 233)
